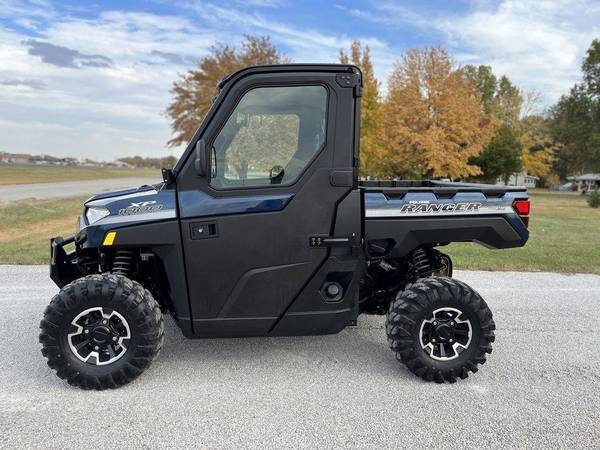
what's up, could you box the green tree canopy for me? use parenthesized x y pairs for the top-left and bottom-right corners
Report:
(582, 38), (600, 97)
(470, 125), (522, 183)
(550, 39), (600, 175)
(462, 65), (497, 115)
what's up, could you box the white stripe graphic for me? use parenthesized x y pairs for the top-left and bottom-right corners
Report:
(365, 205), (514, 218)
(98, 210), (176, 224)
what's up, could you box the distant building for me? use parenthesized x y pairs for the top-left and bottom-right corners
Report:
(1, 152), (83, 166)
(60, 157), (78, 166)
(568, 173), (600, 192)
(114, 161), (134, 168)
(497, 171), (539, 188)
(0, 152), (31, 164)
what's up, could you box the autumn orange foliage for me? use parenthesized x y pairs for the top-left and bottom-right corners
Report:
(379, 48), (496, 179)
(166, 36), (284, 147)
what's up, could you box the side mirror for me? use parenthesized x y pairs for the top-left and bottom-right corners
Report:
(161, 167), (175, 185)
(194, 139), (207, 177)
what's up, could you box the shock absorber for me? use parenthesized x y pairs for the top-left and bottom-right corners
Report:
(411, 248), (433, 278)
(112, 250), (135, 277)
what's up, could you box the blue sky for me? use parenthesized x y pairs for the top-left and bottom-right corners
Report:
(1, 0), (599, 160)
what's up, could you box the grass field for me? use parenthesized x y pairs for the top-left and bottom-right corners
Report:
(445, 190), (600, 274)
(0, 164), (158, 185)
(0, 190), (598, 272)
(0, 197), (86, 264)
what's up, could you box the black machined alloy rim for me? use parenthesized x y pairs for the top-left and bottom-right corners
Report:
(67, 307), (131, 366)
(419, 307), (472, 361)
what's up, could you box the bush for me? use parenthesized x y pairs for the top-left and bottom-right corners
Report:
(588, 190), (600, 208)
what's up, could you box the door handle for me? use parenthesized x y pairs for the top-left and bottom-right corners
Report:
(309, 233), (359, 247)
(190, 222), (218, 240)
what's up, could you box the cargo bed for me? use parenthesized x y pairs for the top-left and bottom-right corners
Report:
(360, 180), (529, 257)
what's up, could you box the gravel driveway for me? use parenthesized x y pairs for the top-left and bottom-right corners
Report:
(1, 266), (598, 448)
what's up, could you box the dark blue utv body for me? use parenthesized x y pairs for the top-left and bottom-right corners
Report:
(50, 64), (529, 340)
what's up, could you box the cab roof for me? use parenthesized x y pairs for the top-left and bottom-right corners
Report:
(218, 63), (361, 89)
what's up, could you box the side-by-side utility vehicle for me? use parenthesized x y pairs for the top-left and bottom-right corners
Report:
(41, 64), (530, 389)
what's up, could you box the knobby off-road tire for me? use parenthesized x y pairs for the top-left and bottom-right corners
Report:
(386, 277), (495, 383)
(40, 274), (164, 390)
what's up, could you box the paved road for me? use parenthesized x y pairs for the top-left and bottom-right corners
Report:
(0, 267), (598, 449)
(0, 177), (159, 203)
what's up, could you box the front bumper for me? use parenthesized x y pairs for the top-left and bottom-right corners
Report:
(50, 235), (78, 288)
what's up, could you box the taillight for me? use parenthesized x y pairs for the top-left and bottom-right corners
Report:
(513, 199), (530, 227)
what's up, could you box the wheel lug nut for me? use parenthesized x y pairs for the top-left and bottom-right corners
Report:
(433, 321), (438, 326)
(432, 339), (436, 343)
(102, 320), (108, 325)
(94, 346), (99, 351)
(450, 321), (455, 326)
(113, 337), (118, 341)
(449, 339), (453, 343)
(84, 329), (89, 334)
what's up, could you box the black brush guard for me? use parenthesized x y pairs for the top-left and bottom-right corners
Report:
(50, 236), (78, 288)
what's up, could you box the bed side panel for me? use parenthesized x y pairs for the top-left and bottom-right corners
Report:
(363, 190), (529, 256)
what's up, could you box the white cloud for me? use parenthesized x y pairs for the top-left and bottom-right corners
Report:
(187, 3), (389, 61)
(358, 0), (600, 104)
(436, 0), (599, 103)
(186, 3), (397, 93)
(0, 7), (218, 159)
(232, 0), (288, 7)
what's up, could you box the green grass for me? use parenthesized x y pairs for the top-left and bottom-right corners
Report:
(446, 190), (600, 274)
(1, 190), (599, 273)
(0, 164), (158, 185)
(0, 197), (85, 264)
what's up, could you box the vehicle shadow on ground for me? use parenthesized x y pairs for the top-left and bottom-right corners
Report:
(154, 316), (411, 380)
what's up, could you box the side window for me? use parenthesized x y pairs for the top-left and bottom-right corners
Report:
(210, 85), (327, 188)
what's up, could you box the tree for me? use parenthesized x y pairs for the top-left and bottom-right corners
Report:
(464, 64), (553, 180)
(470, 125), (522, 183)
(463, 66), (523, 126)
(519, 115), (556, 179)
(549, 39), (600, 175)
(220, 111), (300, 179)
(550, 86), (600, 174)
(492, 76), (522, 127)
(582, 38), (600, 97)
(340, 41), (383, 177)
(462, 65), (497, 115)
(380, 47), (495, 179)
(166, 35), (284, 147)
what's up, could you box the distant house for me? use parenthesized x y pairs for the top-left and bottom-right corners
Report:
(497, 171), (539, 188)
(568, 173), (600, 192)
(60, 157), (78, 166)
(114, 161), (134, 168)
(41, 154), (61, 165)
(0, 152), (31, 164)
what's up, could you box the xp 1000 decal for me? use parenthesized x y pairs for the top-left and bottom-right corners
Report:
(118, 200), (164, 216)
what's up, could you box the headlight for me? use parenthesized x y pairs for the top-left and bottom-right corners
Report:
(85, 206), (110, 224)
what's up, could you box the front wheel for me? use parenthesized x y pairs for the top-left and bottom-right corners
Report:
(39, 274), (164, 390)
(386, 277), (495, 383)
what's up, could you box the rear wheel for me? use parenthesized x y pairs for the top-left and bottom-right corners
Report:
(386, 277), (495, 383)
(40, 274), (164, 390)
